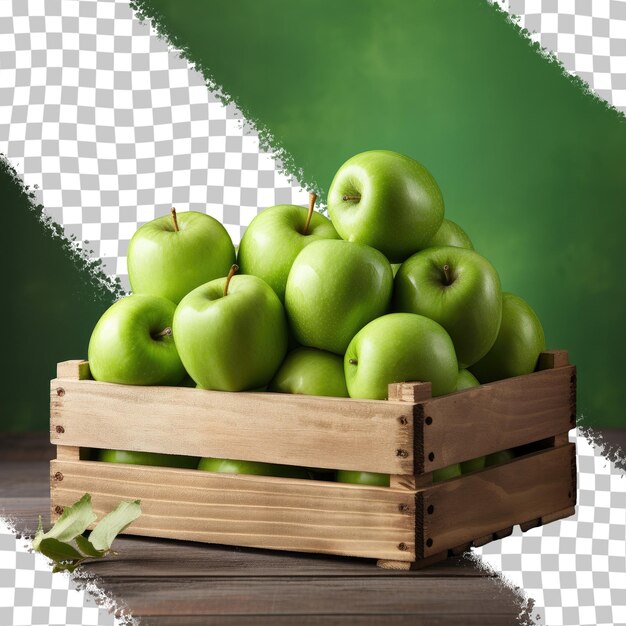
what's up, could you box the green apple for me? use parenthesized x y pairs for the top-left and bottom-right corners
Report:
(391, 263), (401, 277)
(285, 239), (393, 355)
(88, 295), (186, 385)
(456, 369), (480, 391)
(470, 293), (546, 383)
(128, 208), (236, 304)
(197, 457), (310, 479)
(460, 456), (486, 473)
(336, 470), (389, 487)
(426, 218), (474, 250)
(98, 449), (199, 469)
(327, 150), (444, 262)
(345, 313), (458, 399)
(269, 347), (349, 397)
(237, 193), (339, 301)
(433, 463), (462, 482)
(485, 449), (515, 466)
(394, 246), (502, 368)
(173, 268), (288, 391)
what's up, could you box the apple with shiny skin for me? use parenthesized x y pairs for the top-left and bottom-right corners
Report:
(456, 369), (480, 391)
(99, 449), (199, 469)
(485, 449), (515, 466)
(173, 268), (288, 391)
(433, 463), (462, 482)
(128, 209), (236, 304)
(344, 313), (458, 399)
(198, 457), (310, 479)
(394, 246), (502, 368)
(88, 294), (186, 385)
(269, 347), (348, 397)
(470, 293), (545, 383)
(327, 150), (444, 262)
(238, 193), (339, 301)
(285, 239), (393, 355)
(337, 471), (389, 487)
(426, 218), (474, 250)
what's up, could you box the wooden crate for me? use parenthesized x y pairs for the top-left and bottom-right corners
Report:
(49, 350), (577, 569)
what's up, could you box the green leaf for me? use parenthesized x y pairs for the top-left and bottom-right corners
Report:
(33, 493), (96, 551)
(89, 499), (141, 552)
(74, 534), (107, 558)
(37, 538), (84, 562)
(52, 563), (81, 574)
(33, 515), (44, 549)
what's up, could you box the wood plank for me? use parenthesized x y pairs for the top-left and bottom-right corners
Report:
(0, 432), (55, 463)
(55, 446), (80, 461)
(50, 378), (415, 474)
(417, 444), (576, 558)
(388, 381), (428, 490)
(51, 459), (416, 561)
(537, 349), (569, 370)
(56, 359), (90, 380)
(388, 381), (432, 402)
(377, 551), (447, 571)
(541, 506), (576, 525)
(0, 462), (51, 497)
(98, 576), (525, 618)
(416, 365), (576, 471)
(493, 527), (514, 541)
(138, 615), (520, 626)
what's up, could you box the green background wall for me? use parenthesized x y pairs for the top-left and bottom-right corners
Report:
(3, 0), (625, 430)
(2, 159), (117, 431)
(135, 0), (626, 428)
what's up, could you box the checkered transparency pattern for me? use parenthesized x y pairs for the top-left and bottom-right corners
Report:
(0, 519), (130, 626)
(475, 431), (626, 626)
(0, 0), (309, 290)
(0, 1), (626, 625)
(493, 0), (626, 110)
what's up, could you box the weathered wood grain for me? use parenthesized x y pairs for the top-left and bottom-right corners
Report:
(388, 381), (432, 402)
(537, 349), (569, 370)
(50, 378), (415, 474)
(417, 443), (576, 558)
(416, 365), (576, 471)
(99, 576), (525, 618)
(56, 359), (90, 380)
(51, 459), (416, 561)
(139, 615), (520, 626)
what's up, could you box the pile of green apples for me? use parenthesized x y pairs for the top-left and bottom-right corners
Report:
(87, 150), (545, 486)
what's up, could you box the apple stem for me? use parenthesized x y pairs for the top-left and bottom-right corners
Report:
(154, 327), (172, 339)
(348, 358), (358, 366)
(342, 194), (361, 202)
(302, 192), (317, 236)
(171, 207), (180, 232)
(443, 264), (452, 285)
(224, 264), (239, 297)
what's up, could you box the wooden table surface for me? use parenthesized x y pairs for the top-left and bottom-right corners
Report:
(8, 431), (612, 626)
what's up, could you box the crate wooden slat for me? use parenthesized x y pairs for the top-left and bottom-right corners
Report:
(413, 364), (576, 472)
(50, 359), (576, 476)
(416, 442), (576, 558)
(51, 378), (415, 474)
(51, 459), (416, 562)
